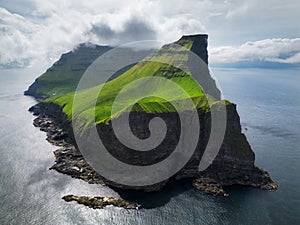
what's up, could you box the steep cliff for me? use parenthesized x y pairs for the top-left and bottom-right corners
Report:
(27, 34), (278, 196)
(24, 43), (152, 99)
(24, 44), (112, 99)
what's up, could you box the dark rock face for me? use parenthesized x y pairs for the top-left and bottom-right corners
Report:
(97, 111), (183, 166)
(29, 101), (277, 196)
(29, 103), (73, 144)
(26, 34), (277, 197)
(92, 103), (276, 194)
(175, 34), (221, 100)
(24, 78), (39, 97)
(180, 34), (209, 64)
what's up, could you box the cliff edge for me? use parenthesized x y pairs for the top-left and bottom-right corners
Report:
(26, 34), (278, 197)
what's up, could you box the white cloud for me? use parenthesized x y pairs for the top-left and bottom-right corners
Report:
(0, 0), (208, 68)
(0, 0), (299, 68)
(210, 38), (300, 64)
(0, 8), (38, 67)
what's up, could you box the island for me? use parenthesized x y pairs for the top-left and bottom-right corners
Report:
(25, 34), (278, 209)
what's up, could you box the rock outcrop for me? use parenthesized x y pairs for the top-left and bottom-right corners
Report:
(24, 44), (152, 99)
(27, 34), (278, 198)
(62, 195), (138, 209)
(29, 99), (277, 196)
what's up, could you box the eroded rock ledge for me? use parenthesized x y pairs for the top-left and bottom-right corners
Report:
(29, 101), (278, 200)
(30, 105), (141, 210)
(62, 195), (139, 209)
(192, 169), (278, 197)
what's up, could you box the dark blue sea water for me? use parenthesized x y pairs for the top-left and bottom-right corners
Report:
(0, 67), (299, 225)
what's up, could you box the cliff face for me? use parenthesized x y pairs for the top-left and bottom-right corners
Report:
(25, 44), (113, 99)
(86, 103), (276, 192)
(94, 104), (252, 171)
(27, 34), (278, 196)
(24, 44), (153, 99)
(176, 34), (208, 64)
(30, 99), (277, 195)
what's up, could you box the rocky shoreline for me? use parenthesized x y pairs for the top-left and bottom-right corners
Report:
(29, 102), (278, 201)
(26, 34), (278, 209)
(62, 195), (139, 210)
(30, 105), (142, 209)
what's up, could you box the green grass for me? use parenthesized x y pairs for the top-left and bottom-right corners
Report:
(48, 62), (209, 128)
(175, 38), (194, 50)
(34, 45), (112, 97)
(46, 38), (224, 133)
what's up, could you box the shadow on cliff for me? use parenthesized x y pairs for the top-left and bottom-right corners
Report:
(112, 178), (194, 209)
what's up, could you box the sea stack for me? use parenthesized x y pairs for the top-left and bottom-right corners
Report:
(27, 34), (278, 196)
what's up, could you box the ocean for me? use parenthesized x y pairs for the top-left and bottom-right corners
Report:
(0, 67), (299, 225)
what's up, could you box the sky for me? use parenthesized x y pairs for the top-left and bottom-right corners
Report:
(0, 0), (300, 69)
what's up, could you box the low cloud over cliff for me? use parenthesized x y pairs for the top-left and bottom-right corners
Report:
(0, 0), (299, 68)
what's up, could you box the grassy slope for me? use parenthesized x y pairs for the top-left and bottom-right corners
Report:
(47, 39), (224, 131)
(34, 45), (112, 97)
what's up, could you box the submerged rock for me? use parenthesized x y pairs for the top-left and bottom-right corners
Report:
(50, 147), (107, 186)
(62, 195), (139, 209)
(27, 34), (278, 200)
(29, 100), (278, 195)
(193, 177), (229, 197)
